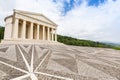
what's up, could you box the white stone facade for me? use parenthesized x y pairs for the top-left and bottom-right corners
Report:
(3, 9), (58, 43)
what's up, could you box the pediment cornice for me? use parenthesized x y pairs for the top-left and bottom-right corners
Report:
(14, 9), (58, 26)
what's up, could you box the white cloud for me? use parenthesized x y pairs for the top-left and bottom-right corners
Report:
(0, 0), (15, 25)
(0, 0), (120, 43)
(57, 0), (120, 43)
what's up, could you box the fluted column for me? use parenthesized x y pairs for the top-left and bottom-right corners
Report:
(37, 24), (39, 40)
(13, 18), (19, 38)
(30, 22), (33, 39)
(22, 20), (26, 39)
(51, 28), (54, 41)
(42, 26), (45, 40)
(55, 29), (57, 41)
(47, 27), (50, 41)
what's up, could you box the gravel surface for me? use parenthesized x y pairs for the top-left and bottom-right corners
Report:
(0, 44), (120, 80)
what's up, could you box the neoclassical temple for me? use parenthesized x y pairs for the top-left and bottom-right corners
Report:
(2, 9), (58, 43)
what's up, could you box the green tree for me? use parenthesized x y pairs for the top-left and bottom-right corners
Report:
(0, 26), (4, 41)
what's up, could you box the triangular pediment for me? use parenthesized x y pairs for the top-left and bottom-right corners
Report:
(14, 9), (57, 26)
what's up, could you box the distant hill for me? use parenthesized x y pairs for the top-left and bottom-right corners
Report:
(57, 35), (120, 50)
(102, 42), (120, 47)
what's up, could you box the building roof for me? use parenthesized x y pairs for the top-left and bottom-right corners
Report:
(4, 9), (58, 26)
(14, 9), (58, 26)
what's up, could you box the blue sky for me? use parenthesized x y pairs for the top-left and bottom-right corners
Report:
(0, 0), (120, 43)
(53, 0), (116, 15)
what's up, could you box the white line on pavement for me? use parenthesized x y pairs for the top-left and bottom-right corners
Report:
(0, 61), (28, 74)
(31, 45), (34, 72)
(17, 45), (31, 72)
(11, 74), (30, 80)
(34, 50), (51, 72)
(30, 73), (38, 80)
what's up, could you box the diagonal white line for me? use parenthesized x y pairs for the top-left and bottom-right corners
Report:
(0, 61), (28, 74)
(34, 50), (51, 72)
(30, 73), (38, 80)
(35, 72), (73, 80)
(17, 45), (31, 72)
(31, 45), (34, 72)
(10, 74), (30, 80)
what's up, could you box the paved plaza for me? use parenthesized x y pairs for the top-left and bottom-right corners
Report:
(0, 44), (120, 80)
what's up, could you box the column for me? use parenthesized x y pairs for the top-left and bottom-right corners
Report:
(42, 26), (45, 40)
(22, 20), (26, 39)
(55, 29), (57, 41)
(13, 18), (19, 38)
(51, 28), (54, 41)
(37, 24), (39, 40)
(30, 22), (33, 39)
(47, 27), (50, 41)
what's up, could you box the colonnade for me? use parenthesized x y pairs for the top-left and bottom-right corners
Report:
(13, 18), (57, 41)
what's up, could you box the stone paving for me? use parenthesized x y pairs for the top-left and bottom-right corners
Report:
(0, 44), (120, 80)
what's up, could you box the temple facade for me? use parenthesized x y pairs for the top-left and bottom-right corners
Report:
(3, 9), (57, 43)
